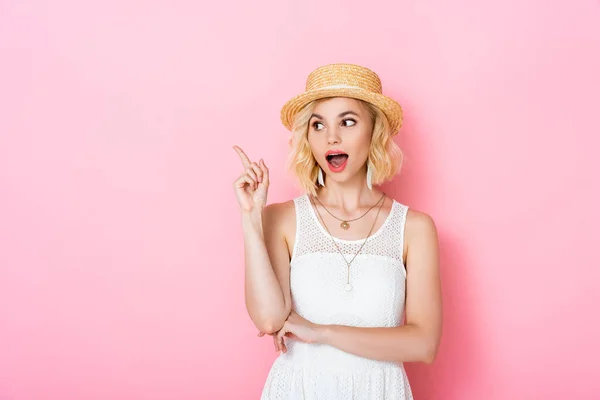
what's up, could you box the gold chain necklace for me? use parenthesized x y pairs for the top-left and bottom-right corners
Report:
(312, 192), (386, 230)
(310, 194), (386, 292)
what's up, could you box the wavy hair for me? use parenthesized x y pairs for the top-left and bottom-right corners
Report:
(286, 98), (403, 196)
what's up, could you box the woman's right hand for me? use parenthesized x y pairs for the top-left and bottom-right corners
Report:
(232, 145), (269, 213)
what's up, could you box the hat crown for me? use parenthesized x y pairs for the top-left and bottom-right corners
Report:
(305, 64), (383, 94)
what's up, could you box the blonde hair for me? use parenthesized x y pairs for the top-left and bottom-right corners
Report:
(286, 98), (403, 196)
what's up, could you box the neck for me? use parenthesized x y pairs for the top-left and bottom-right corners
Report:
(316, 171), (382, 211)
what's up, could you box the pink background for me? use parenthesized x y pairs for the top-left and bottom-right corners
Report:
(1, 0), (599, 399)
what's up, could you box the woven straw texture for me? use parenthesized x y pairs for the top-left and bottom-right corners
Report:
(280, 64), (403, 135)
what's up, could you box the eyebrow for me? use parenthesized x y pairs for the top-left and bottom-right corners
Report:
(310, 111), (360, 120)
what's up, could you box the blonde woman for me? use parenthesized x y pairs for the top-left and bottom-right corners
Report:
(233, 63), (442, 399)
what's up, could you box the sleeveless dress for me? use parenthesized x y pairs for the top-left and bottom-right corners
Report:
(260, 194), (414, 400)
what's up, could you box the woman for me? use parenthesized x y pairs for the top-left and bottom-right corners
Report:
(232, 63), (442, 399)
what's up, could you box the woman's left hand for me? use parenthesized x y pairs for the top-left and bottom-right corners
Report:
(275, 311), (322, 352)
(257, 311), (323, 353)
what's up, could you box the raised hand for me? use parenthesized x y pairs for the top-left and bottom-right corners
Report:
(232, 145), (269, 213)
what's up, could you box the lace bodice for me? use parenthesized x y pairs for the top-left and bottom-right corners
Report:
(293, 193), (407, 262)
(261, 194), (413, 400)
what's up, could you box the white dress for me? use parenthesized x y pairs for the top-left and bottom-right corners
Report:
(261, 194), (414, 400)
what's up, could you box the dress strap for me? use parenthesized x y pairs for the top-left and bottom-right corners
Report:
(290, 195), (313, 262)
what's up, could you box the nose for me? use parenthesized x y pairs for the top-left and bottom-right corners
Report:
(326, 125), (341, 145)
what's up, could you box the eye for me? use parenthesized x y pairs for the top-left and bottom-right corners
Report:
(312, 121), (325, 131)
(342, 119), (357, 127)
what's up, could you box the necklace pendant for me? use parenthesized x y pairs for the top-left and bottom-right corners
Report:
(340, 221), (350, 230)
(344, 283), (353, 292)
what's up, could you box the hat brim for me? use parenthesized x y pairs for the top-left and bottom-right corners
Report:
(280, 88), (403, 134)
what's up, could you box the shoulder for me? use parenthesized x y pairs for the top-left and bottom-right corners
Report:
(263, 198), (297, 236)
(264, 199), (295, 221)
(405, 207), (439, 245)
(388, 197), (435, 231)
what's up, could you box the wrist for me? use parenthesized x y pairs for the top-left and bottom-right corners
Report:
(241, 208), (264, 228)
(314, 324), (333, 344)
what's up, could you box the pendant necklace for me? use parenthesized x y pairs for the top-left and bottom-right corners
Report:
(310, 194), (386, 292)
(312, 192), (386, 230)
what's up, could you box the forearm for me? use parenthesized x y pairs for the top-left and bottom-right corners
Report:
(317, 323), (438, 364)
(242, 211), (288, 333)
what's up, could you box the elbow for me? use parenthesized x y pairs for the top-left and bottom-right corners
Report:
(254, 311), (289, 334)
(421, 340), (440, 364)
(256, 320), (284, 335)
(247, 304), (290, 334)
(422, 351), (437, 365)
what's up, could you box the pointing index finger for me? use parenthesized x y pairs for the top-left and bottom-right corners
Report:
(233, 145), (251, 168)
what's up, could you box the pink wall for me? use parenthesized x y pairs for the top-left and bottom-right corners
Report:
(1, 1), (599, 399)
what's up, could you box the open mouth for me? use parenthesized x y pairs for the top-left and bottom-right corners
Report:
(325, 152), (349, 171)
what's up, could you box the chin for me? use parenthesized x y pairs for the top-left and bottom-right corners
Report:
(325, 171), (355, 184)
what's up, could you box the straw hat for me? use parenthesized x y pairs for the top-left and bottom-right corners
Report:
(280, 63), (403, 134)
